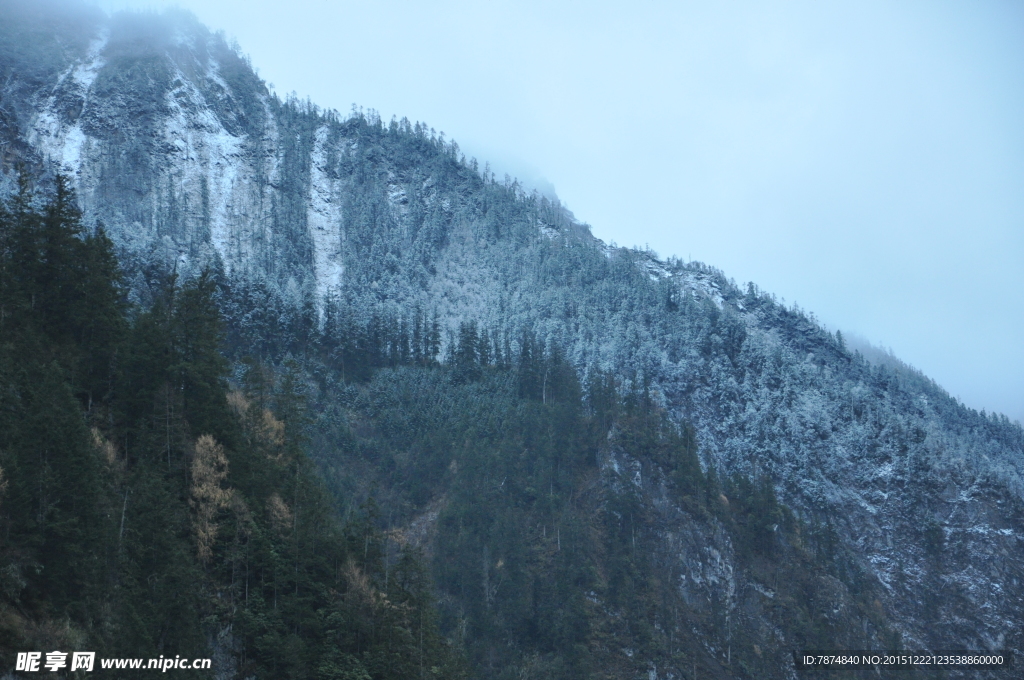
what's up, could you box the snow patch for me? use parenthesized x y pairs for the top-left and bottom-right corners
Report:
(386, 171), (410, 217)
(29, 29), (108, 177)
(308, 124), (344, 318)
(642, 257), (670, 282)
(539, 224), (559, 240)
(677, 270), (725, 308)
(161, 64), (245, 269)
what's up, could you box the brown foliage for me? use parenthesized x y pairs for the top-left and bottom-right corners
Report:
(190, 435), (233, 564)
(228, 390), (285, 457)
(266, 492), (293, 536)
(91, 427), (121, 471)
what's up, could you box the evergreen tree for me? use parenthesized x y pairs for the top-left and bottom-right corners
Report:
(0, 178), (463, 678)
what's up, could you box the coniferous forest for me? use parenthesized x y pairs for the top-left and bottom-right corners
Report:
(0, 179), (465, 679)
(3, 178), (990, 680)
(1, 3), (1023, 679)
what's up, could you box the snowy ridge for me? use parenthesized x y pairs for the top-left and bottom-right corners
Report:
(675, 269), (725, 308)
(594, 242), (728, 309)
(640, 255), (670, 282)
(17, 20), (343, 301)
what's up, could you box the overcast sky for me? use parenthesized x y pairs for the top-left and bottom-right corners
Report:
(93, 0), (1024, 423)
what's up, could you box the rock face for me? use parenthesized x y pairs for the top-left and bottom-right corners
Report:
(2, 2), (1022, 677)
(5, 4), (313, 293)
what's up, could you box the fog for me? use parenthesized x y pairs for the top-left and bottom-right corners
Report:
(82, 0), (1024, 423)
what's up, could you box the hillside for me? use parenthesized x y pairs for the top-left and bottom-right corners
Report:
(1, 2), (1022, 678)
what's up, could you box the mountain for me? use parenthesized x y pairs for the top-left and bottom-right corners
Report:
(2, 2), (1022, 678)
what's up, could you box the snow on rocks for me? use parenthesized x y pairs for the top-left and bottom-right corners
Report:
(29, 29), (109, 180)
(308, 124), (344, 319)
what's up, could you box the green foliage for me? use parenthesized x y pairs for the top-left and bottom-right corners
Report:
(721, 474), (789, 558)
(0, 178), (462, 678)
(2, 3), (1018, 671)
(303, 334), (906, 679)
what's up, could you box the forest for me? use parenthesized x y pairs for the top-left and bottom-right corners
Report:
(0, 178), (466, 679)
(1, 4), (1022, 676)
(1, 177), (953, 679)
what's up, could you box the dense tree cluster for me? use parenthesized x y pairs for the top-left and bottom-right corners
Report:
(0, 179), (464, 679)
(299, 324), (909, 680)
(2, 4), (1023, 675)
(0, 176), (920, 679)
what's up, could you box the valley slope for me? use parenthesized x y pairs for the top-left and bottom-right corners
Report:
(1, 2), (1022, 678)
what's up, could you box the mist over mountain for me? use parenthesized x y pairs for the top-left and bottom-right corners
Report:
(1, 2), (1022, 678)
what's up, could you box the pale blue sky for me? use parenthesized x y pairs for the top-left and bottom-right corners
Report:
(93, 0), (1024, 423)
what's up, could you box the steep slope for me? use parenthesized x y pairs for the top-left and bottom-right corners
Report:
(0, 180), (469, 680)
(2, 2), (1022, 678)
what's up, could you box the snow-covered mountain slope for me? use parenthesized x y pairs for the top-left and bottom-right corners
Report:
(2, 2), (1022, 675)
